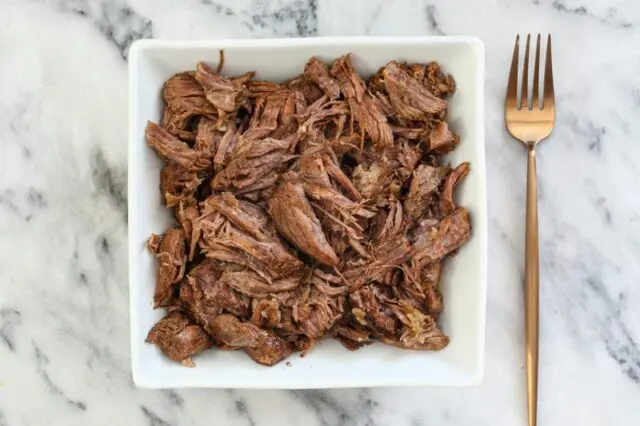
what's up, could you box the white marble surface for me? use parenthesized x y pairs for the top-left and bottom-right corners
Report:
(1, 0), (640, 424)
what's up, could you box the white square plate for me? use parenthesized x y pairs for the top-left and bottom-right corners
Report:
(129, 37), (486, 389)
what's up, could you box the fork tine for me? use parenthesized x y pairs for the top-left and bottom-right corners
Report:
(521, 34), (530, 109)
(532, 34), (541, 109)
(506, 35), (519, 109)
(543, 35), (555, 110)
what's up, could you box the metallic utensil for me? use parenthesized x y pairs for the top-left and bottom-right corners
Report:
(505, 33), (556, 426)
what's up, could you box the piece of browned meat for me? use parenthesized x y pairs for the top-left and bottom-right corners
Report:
(147, 233), (163, 253)
(202, 192), (267, 239)
(161, 72), (218, 141)
(243, 90), (298, 140)
(286, 76), (324, 105)
(164, 72), (206, 101)
(247, 80), (282, 97)
(299, 155), (375, 228)
(198, 193), (303, 279)
(352, 285), (448, 351)
(315, 218), (412, 296)
(152, 228), (186, 308)
(321, 154), (362, 201)
(412, 208), (472, 266)
(219, 270), (301, 298)
(175, 200), (200, 260)
(333, 324), (372, 350)
(159, 162), (202, 207)
(351, 162), (395, 206)
(419, 62), (457, 98)
(146, 312), (212, 364)
(349, 286), (399, 335)
(181, 259), (250, 326)
(390, 124), (424, 140)
(348, 95), (393, 148)
(404, 164), (449, 220)
(161, 107), (195, 141)
(250, 298), (282, 329)
(208, 314), (292, 366)
(421, 262), (444, 316)
(145, 54), (471, 367)
(212, 138), (296, 192)
(299, 155), (376, 258)
(395, 140), (424, 181)
(296, 97), (349, 136)
(146, 121), (210, 171)
(351, 141), (422, 207)
(291, 283), (344, 339)
(211, 122), (239, 172)
(382, 61), (447, 120)
(342, 233), (413, 289)
(194, 117), (222, 159)
(328, 55), (393, 147)
(304, 57), (341, 99)
(203, 227), (302, 280)
(330, 54), (366, 102)
(310, 268), (351, 296)
(397, 256), (443, 313)
(441, 162), (470, 215)
(380, 301), (448, 350)
(371, 200), (405, 242)
(195, 62), (252, 116)
(268, 181), (339, 266)
(428, 121), (460, 154)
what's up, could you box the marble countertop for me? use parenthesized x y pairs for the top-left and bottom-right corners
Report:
(2, 0), (640, 424)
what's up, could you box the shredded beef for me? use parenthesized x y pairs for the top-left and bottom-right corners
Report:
(182, 259), (250, 326)
(291, 283), (344, 339)
(147, 233), (163, 253)
(268, 181), (339, 266)
(379, 301), (449, 350)
(219, 270), (301, 298)
(441, 162), (471, 215)
(195, 62), (252, 116)
(333, 324), (372, 350)
(304, 57), (341, 99)
(152, 228), (186, 308)
(159, 162), (202, 207)
(212, 137), (296, 192)
(175, 200), (200, 260)
(422, 62), (457, 98)
(349, 95), (393, 148)
(146, 121), (210, 171)
(404, 164), (449, 220)
(250, 298), (282, 329)
(330, 54), (366, 102)
(382, 61), (447, 120)
(146, 312), (212, 364)
(428, 121), (459, 154)
(194, 117), (221, 159)
(161, 72), (217, 141)
(412, 208), (472, 267)
(208, 314), (292, 366)
(286, 76), (324, 105)
(145, 54), (471, 366)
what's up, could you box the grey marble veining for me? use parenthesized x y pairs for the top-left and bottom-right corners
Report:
(1, 0), (640, 424)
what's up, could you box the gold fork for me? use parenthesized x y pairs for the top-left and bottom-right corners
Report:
(505, 34), (555, 426)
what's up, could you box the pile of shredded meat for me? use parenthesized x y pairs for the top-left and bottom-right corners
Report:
(145, 53), (471, 367)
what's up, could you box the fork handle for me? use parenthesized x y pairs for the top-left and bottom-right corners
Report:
(525, 146), (539, 426)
